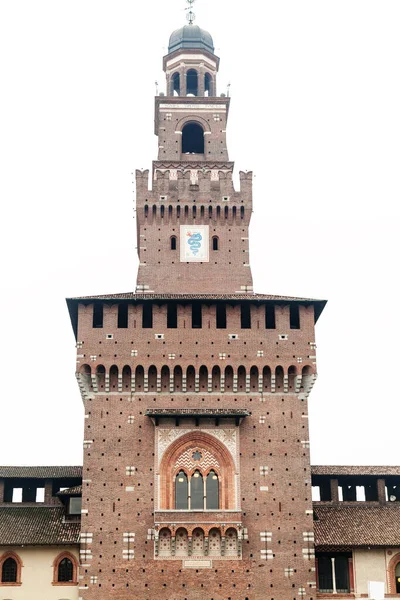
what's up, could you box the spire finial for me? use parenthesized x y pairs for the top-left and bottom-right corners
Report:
(185, 0), (196, 25)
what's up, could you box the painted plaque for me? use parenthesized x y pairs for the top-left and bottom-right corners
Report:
(180, 225), (209, 262)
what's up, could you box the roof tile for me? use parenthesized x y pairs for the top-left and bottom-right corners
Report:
(0, 506), (80, 546)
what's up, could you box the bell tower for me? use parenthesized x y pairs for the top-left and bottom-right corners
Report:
(135, 19), (253, 294)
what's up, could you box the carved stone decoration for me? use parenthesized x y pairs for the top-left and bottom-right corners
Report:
(174, 447), (220, 472)
(157, 428), (237, 468)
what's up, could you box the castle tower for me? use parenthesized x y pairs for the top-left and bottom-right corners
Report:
(67, 14), (326, 600)
(135, 23), (253, 294)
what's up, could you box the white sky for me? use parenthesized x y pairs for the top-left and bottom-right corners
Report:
(0, 0), (399, 467)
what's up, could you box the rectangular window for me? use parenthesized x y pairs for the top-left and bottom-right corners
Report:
(240, 304), (251, 329)
(265, 304), (276, 329)
(92, 303), (103, 328)
(142, 303), (153, 328)
(192, 303), (202, 329)
(216, 303), (227, 329)
(167, 303), (177, 328)
(69, 497), (82, 515)
(317, 553), (351, 593)
(289, 304), (300, 329)
(118, 303), (128, 328)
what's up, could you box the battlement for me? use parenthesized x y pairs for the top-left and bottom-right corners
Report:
(135, 166), (253, 205)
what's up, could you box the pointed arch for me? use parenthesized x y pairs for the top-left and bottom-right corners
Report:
(160, 431), (236, 510)
(52, 551), (78, 585)
(0, 551), (22, 584)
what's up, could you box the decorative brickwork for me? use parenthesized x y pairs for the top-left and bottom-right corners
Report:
(69, 17), (324, 600)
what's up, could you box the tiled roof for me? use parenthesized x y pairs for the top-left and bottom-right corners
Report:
(0, 466), (82, 479)
(314, 505), (400, 547)
(0, 507), (80, 546)
(311, 465), (400, 477)
(67, 292), (325, 303)
(57, 485), (82, 496)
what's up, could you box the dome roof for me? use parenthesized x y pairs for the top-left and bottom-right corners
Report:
(168, 24), (214, 54)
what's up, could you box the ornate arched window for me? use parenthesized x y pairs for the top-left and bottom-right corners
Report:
(161, 432), (235, 510)
(0, 552), (22, 585)
(52, 552), (78, 586)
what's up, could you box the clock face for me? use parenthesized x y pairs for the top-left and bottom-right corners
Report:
(180, 225), (209, 262)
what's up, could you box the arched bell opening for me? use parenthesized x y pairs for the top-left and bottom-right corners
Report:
(172, 72), (180, 96)
(186, 69), (198, 96)
(182, 122), (204, 154)
(204, 72), (213, 96)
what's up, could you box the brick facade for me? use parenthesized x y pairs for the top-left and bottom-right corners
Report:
(70, 21), (325, 600)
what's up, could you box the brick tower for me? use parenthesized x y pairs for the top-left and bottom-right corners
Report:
(67, 16), (326, 600)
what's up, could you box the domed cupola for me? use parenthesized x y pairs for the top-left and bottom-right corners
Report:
(168, 24), (214, 55)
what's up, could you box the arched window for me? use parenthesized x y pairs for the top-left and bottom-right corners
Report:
(206, 470), (219, 509)
(186, 69), (198, 96)
(182, 122), (204, 154)
(204, 73), (212, 96)
(170, 236), (177, 250)
(58, 558), (73, 582)
(172, 72), (180, 96)
(396, 561), (400, 593)
(52, 552), (78, 586)
(161, 432), (236, 510)
(191, 470), (204, 509)
(175, 470), (188, 509)
(212, 236), (219, 251)
(1, 557), (17, 583)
